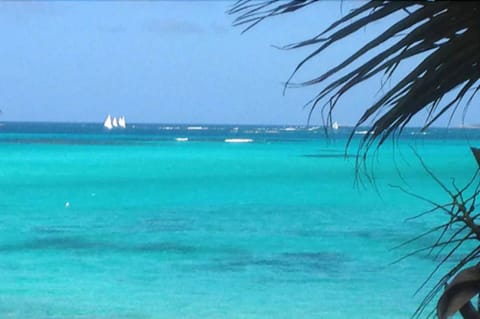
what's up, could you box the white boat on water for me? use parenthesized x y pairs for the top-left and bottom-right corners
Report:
(104, 114), (127, 130)
(118, 116), (126, 128)
(332, 121), (339, 130)
(104, 114), (113, 130)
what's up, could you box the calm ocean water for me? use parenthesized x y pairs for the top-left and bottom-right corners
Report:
(0, 122), (479, 319)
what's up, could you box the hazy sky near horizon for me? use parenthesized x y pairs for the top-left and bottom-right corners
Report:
(0, 1), (477, 126)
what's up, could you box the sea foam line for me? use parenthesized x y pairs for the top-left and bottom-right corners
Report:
(224, 138), (253, 143)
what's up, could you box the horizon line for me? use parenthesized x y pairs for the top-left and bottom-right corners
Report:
(0, 119), (472, 129)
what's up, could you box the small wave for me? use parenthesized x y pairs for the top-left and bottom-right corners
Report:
(187, 126), (206, 130)
(410, 131), (428, 135)
(160, 126), (176, 130)
(283, 127), (297, 131)
(354, 130), (373, 135)
(175, 137), (188, 142)
(224, 138), (253, 143)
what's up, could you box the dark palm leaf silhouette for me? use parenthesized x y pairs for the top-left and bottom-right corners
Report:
(229, 1), (480, 156)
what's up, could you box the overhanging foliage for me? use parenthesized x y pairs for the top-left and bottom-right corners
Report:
(229, 1), (480, 156)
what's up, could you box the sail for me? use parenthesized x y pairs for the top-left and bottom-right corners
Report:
(118, 116), (126, 128)
(332, 121), (339, 130)
(112, 117), (118, 128)
(104, 114), (113, 130)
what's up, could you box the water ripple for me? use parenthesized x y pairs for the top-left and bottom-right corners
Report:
(196, 251), (348, 274)
(0, 236), (198, 255)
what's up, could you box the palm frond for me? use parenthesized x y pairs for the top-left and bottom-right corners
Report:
(393, 168), (480, 318)
(228, 1), (480, 157)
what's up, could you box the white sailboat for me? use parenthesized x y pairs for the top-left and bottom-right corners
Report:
(104, 114), (113, 130)
(332, 121), (339, 130)
(104, 114), (127, 130)
(118, 116), (126, 128)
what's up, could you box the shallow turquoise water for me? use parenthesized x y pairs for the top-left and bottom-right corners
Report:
(0, 123), (479, 318)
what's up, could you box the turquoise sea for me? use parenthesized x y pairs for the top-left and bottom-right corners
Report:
(1, 122), (479, 319)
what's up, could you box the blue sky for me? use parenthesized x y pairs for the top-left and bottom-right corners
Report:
(0, 1), (476, 126)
